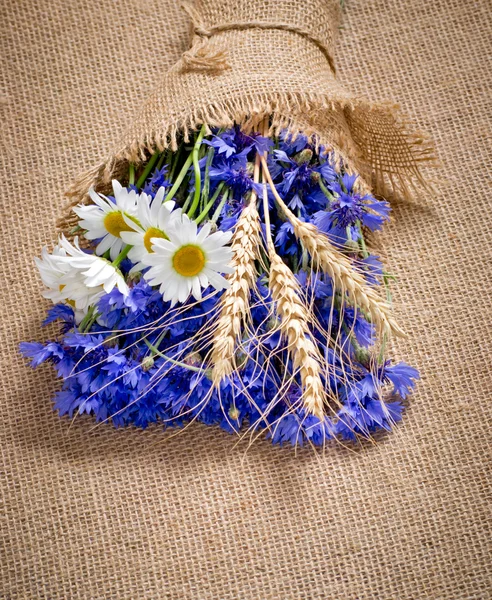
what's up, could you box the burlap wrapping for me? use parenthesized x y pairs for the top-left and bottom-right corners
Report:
(2, 0), (491, 598)
(59, 0), (437, 233)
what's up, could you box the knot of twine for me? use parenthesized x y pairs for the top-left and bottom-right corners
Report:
(180, 1), (336, 74)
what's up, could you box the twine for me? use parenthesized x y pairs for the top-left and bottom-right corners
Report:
(180, 0), (336, 73)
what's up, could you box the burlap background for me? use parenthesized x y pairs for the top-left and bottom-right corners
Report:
(1, 1), (491, 598)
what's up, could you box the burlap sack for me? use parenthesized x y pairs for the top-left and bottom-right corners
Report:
(2, 1), (491, 599)
(59, 0), (437, 233)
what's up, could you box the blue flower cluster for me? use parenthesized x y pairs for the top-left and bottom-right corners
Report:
(21, 127), (419, 447)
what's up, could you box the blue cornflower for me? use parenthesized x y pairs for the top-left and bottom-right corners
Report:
(275, 221), (300, 256)
(43, 304), (75, 329)
(313, 173), (390, 243)
(20, 341), (64, 367)
(206, 126), (273, 158)
(271, 149), (334, 215)
(266, 386), (332, 446)
(343, 307), (375, 348)
(209, 153), (262, 198)
(334, 380), (402, 441)
(381, 362), (420, 399)
(278, 130), (309, 154)
(142, 165), (172, 196)
(360, 255), (384, 285)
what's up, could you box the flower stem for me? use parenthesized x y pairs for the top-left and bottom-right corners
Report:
(156, 150), (168, 172)
(148, 330), (167, 354)
(319, 177), (333, 202)
(143, 338), (204, 373)
(200, 146), (215, 212)
(78, 306), (95, 332)
(187, 125), (207, 219)
(195, 182), (225, 225)
(210, 188), (230, 224)
(136, 151), (161, 189)
(128, 164), (135, 186)
(168, 143), (183, 183)
(82, 311), (100, 333)
(112, 244), (132, 268)
(181, 190), (194, 214)
(164, 149), (194, 203)
(356, 222), (369, 258)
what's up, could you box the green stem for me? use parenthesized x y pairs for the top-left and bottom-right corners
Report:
(83, 311), (100, 333)
(156, 150), (168, 172)
(143, 339), (204, 373)
(383, 274), (393, 304)
(200, 146), (215, 212)
(136, 152), (160, 189)
(168, 143), (182, 183)
(164, 151), (194, 203)
(356, 222), (369, 258)
(210, 188), (229, 224)
(195, 181), (225, 225)
(181, 190), (194, 214)
(378, 334), (388, 364)
(319, 177), (334, 202)
(78, 306), (95, 332)
(112, 244), (132, 268)
(187, 125), (207, 219)
(148, 330), (167, 354)
(128, 164), (135, 186)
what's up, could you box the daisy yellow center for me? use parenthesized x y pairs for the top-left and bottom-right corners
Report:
(143, 227), (168, 253)
(104, 211), (134, 238)
(172, 245), (206, 277)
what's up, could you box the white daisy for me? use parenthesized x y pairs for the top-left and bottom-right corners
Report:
(73, 180), (140, 261)
(119, 187), (181, 272)
(35, 242), (72, 305)
(142, 216), (234, 305)
(35, 235), (129, 311)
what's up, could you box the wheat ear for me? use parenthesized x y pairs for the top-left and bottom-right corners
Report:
(260, 156), (404, 338)
(268, 252), (327, 419)
(210, 157), (262, 386)
(258, 143), (326, 419)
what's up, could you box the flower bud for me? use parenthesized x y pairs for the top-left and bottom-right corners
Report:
(344, 239), (360, 253)
(355, 347), (372, 366)
(141, 356), (154, 371)
(127, 271), (142, 285)
(294, 149), (313, 165)
(184, 351), (202, 367)
(228, 406), (240, 421)
(235, 349), (248, 370)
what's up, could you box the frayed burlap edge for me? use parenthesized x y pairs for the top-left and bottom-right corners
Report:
(58, 91), (437, 234)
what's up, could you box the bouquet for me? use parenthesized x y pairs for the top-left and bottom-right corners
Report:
(21, 0), (435, 447)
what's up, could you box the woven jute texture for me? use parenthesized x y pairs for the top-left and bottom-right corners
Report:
(59, 0), (436, 233)
(1, 1), (491, 598)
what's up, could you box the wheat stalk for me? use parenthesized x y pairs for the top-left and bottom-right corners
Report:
(210, 201), (261, 384)
(255, 132), (326, 420)
(210, 158), (262, 386)
(268, 251), (327, 419)
(259, 156), (404, 338)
